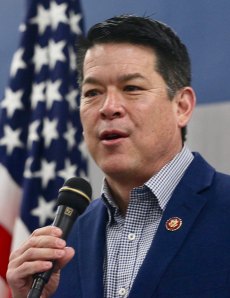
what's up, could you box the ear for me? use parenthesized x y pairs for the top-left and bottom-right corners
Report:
(174, 87), (196, 128)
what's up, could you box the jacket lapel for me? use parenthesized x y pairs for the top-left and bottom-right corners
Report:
(129, 153), (215, 298)
(77, 201), (108, 298)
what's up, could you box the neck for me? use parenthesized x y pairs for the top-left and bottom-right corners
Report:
(105, 176), (146, 214)
(104, 145), (184, 213)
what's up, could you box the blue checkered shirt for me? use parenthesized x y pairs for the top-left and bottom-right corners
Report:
(101, 145), (194, 298)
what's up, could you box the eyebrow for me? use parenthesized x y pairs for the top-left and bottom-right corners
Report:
(82, 77), (100, 86)
(117, 73), (147, 83)
(82, 73), (147, 86)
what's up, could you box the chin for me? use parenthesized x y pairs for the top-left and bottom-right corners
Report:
(100, 163), (128, 176)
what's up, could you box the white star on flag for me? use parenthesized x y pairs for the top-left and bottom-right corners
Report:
(10, 48), (26, 77)
(31, 196), (56, 226)
(32, 44), (48, 73)
(66, 88), (79, 110)
(64, 122), (77, 150)
(29, 4), (51, 35)
(31, 82), (46, 109)
(69, 11), (82, 35)
(23, 157), (35, 179)
(46, 79), (62, 108)
(42, 118), (59, 147)
(58, 159), (78, 181)
(34, 159), (56, 188)
(1, 88), (24, 117)
(48, 39), (66, 68)
(50, 1), (68, 30)
(0, 126), (24, 154)
(28, 120), (40, 148)
(68, 46), (77, 71)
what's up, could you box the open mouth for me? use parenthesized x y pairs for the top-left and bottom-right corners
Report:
(100, 131), (128, 141)
(103, 134), (122, 140)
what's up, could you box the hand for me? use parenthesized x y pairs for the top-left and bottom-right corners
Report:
(7, 226), (75, 298)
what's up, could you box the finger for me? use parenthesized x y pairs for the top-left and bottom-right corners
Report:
(9, 247), (74, 284)
(9, 237), (66, 278)
(31, 226), (63, 237)
(53, 247), (75, 272)
(7, 259), (53, 285)
(9, 245), (66, 273)
(9, 227), (65, 262)
(8, 246), (68, 286)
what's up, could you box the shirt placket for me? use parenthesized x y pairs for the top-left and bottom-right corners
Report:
(116, 200), (147, 297)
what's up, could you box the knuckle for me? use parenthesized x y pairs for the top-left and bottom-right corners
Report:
(8, 249), (18, 261)
(25, 247), (36, 259)
(31, 228), (40, 236)
(27, 236), (37, 247)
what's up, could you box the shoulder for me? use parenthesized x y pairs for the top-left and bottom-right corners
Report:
(214, 170), (230, 185)
(189, 152), (230, 186)
(183, 152), (230, 205)
(211, 171), (230, 201)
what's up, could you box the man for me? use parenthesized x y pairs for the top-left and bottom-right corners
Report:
(7, 15), (230, 298)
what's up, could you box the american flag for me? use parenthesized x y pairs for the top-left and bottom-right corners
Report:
(0, 0), (87, 295)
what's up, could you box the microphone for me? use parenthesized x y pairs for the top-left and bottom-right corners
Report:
(27, 177), (92, 298)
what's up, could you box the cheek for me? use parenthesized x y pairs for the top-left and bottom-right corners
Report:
(145, 105), (177, 137)
(80, 110), (97, 147)
(80, 108), (92, 130)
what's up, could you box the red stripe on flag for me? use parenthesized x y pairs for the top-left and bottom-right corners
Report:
(0, 224), (12, 281)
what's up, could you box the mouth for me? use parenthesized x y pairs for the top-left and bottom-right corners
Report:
(99, 130), (128, 142)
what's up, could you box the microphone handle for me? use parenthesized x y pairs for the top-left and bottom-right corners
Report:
(27, 206), (79, 298)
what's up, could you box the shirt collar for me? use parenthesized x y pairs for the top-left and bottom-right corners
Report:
(101, 145), (193, 219)
(145, 145), (193, 210)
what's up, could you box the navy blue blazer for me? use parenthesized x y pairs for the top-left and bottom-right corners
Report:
(54, 153), (230, 298)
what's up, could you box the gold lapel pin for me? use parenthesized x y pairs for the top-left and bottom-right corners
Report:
(165, 217), (182, 231)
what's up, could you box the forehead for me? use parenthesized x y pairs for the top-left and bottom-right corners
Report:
(83, 43), (157, 77)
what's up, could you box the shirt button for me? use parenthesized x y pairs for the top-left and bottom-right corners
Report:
(128, 232), (136, 241)
(118, 287), (127, 296)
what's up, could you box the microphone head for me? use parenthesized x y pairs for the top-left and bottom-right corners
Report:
(57, 177), (92, 215)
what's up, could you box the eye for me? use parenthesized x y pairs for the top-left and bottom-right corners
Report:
(83, 89), (100, 99)
(123, 85), (143, 92)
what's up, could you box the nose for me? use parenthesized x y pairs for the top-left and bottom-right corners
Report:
(99, 90), (125, 120)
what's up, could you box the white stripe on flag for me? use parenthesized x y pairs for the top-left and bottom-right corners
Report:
(11, 217), (30, 251)
(0, 164), (21, 233)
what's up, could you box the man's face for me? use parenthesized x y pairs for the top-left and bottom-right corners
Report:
(80, 43), (193, 186)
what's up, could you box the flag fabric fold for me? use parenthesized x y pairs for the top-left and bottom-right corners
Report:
(0, 0), (87, 295)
